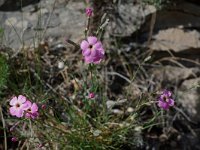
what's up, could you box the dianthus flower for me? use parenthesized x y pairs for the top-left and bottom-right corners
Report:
(158, 90), (174, 110)
(89, 92), (95, 99)
(11, 137), (17, 142)
(24, 100), (39, 119)
(9, 95), (29, 118)
(86, 8), (93, 17)
(80, 36), (104, 64)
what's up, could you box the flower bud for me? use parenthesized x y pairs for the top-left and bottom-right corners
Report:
(86, 8), (93, 17)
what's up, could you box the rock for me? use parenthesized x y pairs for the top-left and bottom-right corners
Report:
(150, 28), (200, 52)
(109, 3), (156, 37)
(0, 1), (85, 49)
(178, 78), (200, 121)
(141, 2), (200, 53)
(150, 66), (199, 84)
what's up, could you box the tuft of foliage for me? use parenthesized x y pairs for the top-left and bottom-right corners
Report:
(0, 55), (9, 93)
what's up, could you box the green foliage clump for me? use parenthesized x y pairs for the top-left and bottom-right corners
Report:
(0, 55), (9, 93)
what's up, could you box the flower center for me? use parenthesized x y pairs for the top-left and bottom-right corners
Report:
(16, 103), (20, 108)
(163, 96), (169, 102)
(89, 45), (93, 49)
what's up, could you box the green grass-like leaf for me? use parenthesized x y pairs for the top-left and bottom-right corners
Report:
(0, 55), (9, 93)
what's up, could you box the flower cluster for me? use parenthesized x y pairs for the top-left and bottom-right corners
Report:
(158, 90), (174, 110)
(80, 36), (105, 64)
(9, 95), (39, 119)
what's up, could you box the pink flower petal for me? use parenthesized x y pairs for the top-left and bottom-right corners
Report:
(90, 49), (97, 57)
(80, 40), (89, 50)
(162, 90), (172, 97)
(158, 101), (168, 109)
(25, 113), (31, 118)
(93, 41), (102, 49)
(31, 112), (39, 119)
(18, 95), (26, 104)
(22, 100), (32, 110)
(82, 48), (91, 56)
(31, 103), (38, 112)
(167, 91), (172, 97)
(9, 107), (17, 116)
(168, 99), (174, 106)
(91, 50), (104, 64)
(93, 58), (101, 64)
(98, 48), (105, 55)
(21, 104), (30, 111)
(84, 56), (93, 63)
(10, 97), (18, 106)
(97, 49), (105, 58)
(87, 36), (97, 45)
(15, 109), (24, 118)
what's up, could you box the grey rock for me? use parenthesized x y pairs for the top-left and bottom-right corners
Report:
(150, 28), (200, 52)
(0, 1), (85, 49)
(143, 2), (200, 52)
(109, 3), (156, 37)
(178, 78), (200, 121)
(150, 66), (199, 84)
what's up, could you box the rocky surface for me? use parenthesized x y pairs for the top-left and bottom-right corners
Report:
(0, 0), (85, 49)
(150, 28), (200, 52)
(177, 78), (200, 121)
(109, 3), (156, 37)
(145, 2), (200, 53)
(150, 66), (200, 84)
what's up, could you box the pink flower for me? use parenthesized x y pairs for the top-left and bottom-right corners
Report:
(80, 36), (105, 64)
(24, 101), (39, 119)
(41, 104), (46, 109)
(158, 90), (175, 110)
(9, 95), (29, 118)
(11, 137), (17, 142)
(86, 8), (93, 17)
(89, 92), (95, 99)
